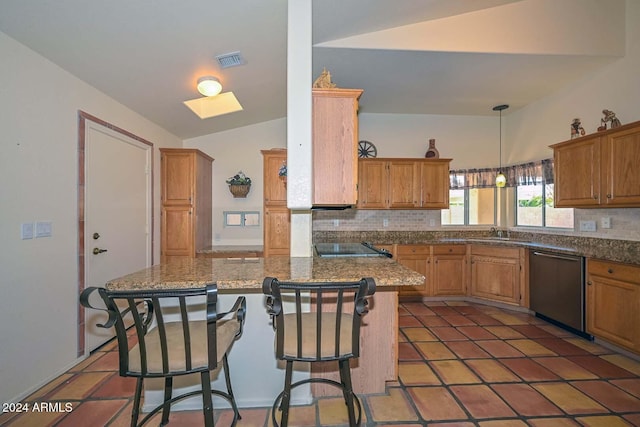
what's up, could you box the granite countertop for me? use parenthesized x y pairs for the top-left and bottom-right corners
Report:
(196, 245), (264, 258)
(314, 231), (640, 265)
(197, 245), (263, 255)
(106, 256), (425, 292)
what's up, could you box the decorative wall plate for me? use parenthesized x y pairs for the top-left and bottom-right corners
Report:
(358, 140), (377, 158)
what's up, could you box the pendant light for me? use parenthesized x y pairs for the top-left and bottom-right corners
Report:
(493, 104), (509, 188)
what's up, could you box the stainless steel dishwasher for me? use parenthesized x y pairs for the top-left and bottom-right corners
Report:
(529, 250), (591, 339)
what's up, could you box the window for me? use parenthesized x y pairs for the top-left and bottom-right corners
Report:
(223, 211), (260, 227)
(516, 181), (573, 228)
(441, 174), (496, 226)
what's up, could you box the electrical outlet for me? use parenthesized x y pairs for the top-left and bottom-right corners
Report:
(429, 219), (436, 227)
(383, 218), (389, 227)
(579, 220), (596, 232)
(333, 219), (339, 227)
(601, 217), (611, 229)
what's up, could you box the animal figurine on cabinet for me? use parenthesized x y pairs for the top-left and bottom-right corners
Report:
(313, 68), (337, 88)
(600, 109), (622, 130)
(571, 118), (585, 139)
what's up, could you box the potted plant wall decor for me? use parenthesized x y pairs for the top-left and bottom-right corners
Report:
(226, 171), (252, 198)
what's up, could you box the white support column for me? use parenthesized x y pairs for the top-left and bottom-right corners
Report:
(287, 0), (313, 256)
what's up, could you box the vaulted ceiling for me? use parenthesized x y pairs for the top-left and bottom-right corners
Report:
(0, 0), (625, 139)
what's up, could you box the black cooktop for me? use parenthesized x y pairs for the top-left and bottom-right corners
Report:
(314, 242), (390, 258)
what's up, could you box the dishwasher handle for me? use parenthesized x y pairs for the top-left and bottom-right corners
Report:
(532, 251), (582, 262)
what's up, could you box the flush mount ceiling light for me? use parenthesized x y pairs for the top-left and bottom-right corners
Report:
(493, 104), (509, 188)
(197, 76), (222, 97)
(184, 74), (243, 119)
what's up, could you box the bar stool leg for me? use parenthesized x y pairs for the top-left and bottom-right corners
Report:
(279, 361), (294, 427)
(160, 377), (173, 426)
(200, 371), (215, 427)
(131, 378), (144, 427)
(339, 360), (358, 427)
(223, 354), (241, 421)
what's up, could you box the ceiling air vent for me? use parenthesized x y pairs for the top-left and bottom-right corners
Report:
(215, 51), (246, 69)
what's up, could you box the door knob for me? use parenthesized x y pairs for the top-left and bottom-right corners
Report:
(93, 248), (108, 255)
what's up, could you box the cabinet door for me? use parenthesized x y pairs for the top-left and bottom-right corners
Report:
(553, 136), (601, 207)
(470, 247), (520, 304)
(312, 88), (362, 206)
(396, 245), (431, 297)
(586, 260), (640, 352)
(161, 151), (194, 205)
(388, 161), (420, 208)
(264, 208), (290, 256)
(161, 206), (193, 256)
(433, 246), (467, 296)
(420, 161), (450, 208)
(603, 127), (640, 206)
(263, 151), (288, 206)
(357, 160), (388, 209)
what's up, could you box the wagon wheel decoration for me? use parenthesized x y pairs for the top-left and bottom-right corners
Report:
(358, 140), (377, 158)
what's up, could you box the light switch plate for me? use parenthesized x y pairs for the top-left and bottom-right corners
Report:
(21, 223), (34, 240)
(35, 221), (52, 238)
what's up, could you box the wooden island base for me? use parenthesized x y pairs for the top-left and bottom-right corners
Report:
(311, 291), (398, 396)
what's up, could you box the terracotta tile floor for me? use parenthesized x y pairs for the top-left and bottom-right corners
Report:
(3, 300), (640, 426)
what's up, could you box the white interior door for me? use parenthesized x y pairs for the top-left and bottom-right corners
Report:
(84, 120), (152, 353)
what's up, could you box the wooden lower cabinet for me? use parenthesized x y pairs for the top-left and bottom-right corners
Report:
(432, 245), (467, 296)
(161, 206), (193, 256)
(586, 259), (640, 353)
(395, 244), (467, 298)
(396, 245), (431, 297)
(264, 208), (290, 256)
(470, 245), (523, 305)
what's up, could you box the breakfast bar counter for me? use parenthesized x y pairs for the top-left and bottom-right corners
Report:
(103, 255), (424, 409)
(106, 255), (425, 291)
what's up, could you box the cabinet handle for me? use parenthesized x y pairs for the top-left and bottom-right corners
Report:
(608, 268), (614, 274)
(587, 281), (592, 285)
(607, 194), (612, 199)
(593, 194), (598, 199)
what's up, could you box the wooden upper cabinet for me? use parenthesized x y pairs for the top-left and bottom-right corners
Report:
(552, 120), (640, 208)
(261, 149), (287, 206)
(357, 159), (388, 209)
(162, 151), (196, 205)
(312, 88), (363, 206)
(388, 160), (420, 208)
(553, 135), (601, 207)
(603, 126), (640, 206)
(357, 158), (451, 209)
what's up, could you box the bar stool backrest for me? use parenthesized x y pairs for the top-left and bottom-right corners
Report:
(262, 277), (376, 362)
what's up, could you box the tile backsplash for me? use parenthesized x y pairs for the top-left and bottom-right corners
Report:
(313, 208), (640, 241)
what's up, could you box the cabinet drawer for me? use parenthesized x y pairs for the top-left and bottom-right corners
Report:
(397, 245), (431, 256)
(471, 245), (520, 259)
(588, 259), (640, 284)
(433, 245), (466, 255)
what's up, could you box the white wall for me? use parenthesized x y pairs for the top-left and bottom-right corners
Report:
(359, 113), (499, 169)
(184, 118), (287, 245)
(0, 32), (182, 404)
(505, 0), (640, 240)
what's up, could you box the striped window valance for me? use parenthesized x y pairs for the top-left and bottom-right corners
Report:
(450, 158), (554, 189)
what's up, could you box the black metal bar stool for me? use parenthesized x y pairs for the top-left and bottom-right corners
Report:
(262, 277), (376, 427)
(80, 285), (246, 426)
